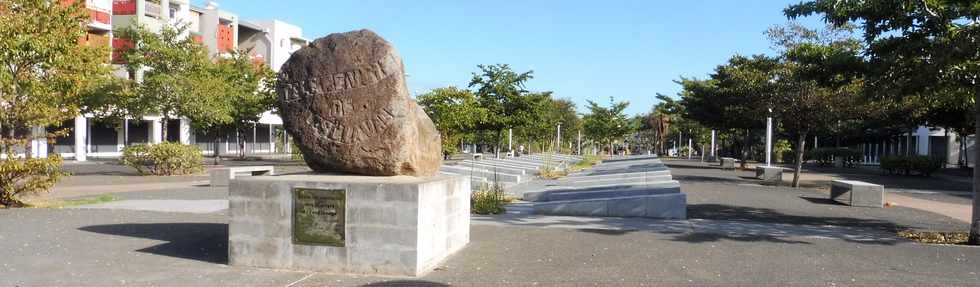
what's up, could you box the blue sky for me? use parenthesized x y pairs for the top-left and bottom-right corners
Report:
(214, 0), (820, 116)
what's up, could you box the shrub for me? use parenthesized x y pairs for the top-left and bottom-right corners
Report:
(0, 154), (67, 207)
(537, 165), (568, 179)
(807, 147), (862, 167)
(569, 154), (601, 172)
(120, 142), (204, 176)
(880, 155), (943, 176)
(471, 182), (506, 215)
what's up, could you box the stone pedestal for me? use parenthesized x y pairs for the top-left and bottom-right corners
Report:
(755, 166), (783, 184)
(228, 174), (470, 277)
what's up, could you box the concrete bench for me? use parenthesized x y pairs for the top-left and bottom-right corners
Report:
(755, 166), (784, 184)
(830, 180), (884, 208)
(210, 166), (274, 186)
(719, 157), (737, 170)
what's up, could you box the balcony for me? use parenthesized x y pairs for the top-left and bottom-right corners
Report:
(112, 0), (136, 15)
(144, 1), (161, 18)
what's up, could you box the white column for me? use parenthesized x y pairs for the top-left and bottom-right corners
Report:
(31, 126), (48, 158)
(74, 116), (87, 161)
(765, 117), (773, 166)
(269, 124), (276, 154)
(556, 123), (562, 154)
(710, 130), (716, 157)
(252, 124), (257, 155)
(687, 137), (692, 160)
(577, 130), (582, 155)
(916, 126), (930, 156)
(179, 118), (192, 145)
(508, 128), (513, 153)
(115, 121), (124, 151)
(150, 119), (163, 144)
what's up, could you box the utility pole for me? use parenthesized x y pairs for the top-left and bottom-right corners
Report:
(577, 129), (582, 155)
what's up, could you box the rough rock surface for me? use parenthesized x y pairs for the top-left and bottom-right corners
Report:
(276, 29), (442, 177)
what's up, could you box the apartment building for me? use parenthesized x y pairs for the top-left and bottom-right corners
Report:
(858, 126), (975, 168)
(41, 1), (308, 161)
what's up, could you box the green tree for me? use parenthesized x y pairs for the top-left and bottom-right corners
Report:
(786, 0), (980, 243)
(468, 64), (535, 156)
(417, 86), (484, 158)
(212, 51), (277, 159)
(0, 0), (112, 206)
(678, 55), (778, 164)
(583, 98), (632, 155)
(767, 23), (865, 187)
(116, 24), (213, 141)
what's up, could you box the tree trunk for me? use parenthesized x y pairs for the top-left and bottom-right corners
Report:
(160, 117), (169, 143)
(22, 126), (32, 159)
(213, 129), (221, 165)
(741, 129), (751, 169)
(238, 126), (247, 159)
(792, 133), (807, 188)
(969, 87), (980, 245)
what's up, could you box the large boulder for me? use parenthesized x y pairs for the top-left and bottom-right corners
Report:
(276, 29), (442, 177)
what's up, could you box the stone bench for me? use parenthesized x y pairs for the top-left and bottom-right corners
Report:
(719, 157), (737, 170)
(755, 166), (784, 184)
(210, 166), (275, 186)
(830, 180), (884, 208)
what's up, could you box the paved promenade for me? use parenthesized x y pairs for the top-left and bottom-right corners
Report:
(1, 158), (978, 286)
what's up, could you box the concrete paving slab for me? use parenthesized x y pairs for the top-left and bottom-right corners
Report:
(73, 200), (228, 214)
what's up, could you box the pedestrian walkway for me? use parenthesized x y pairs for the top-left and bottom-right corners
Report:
(887, 193), (971, 223)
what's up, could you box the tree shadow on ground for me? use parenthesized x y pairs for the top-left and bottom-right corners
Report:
(360, 281), (449, 287)
(672, 174), (745, 184)
(663, 162), (729, 171)
(668, 232), (812, 244)
(688, 203), (905, 232)
(78, 223), (227, 264)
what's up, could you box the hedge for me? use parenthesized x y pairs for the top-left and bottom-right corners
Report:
(880, 155), (943, 177)
(120, 142), (204, 176)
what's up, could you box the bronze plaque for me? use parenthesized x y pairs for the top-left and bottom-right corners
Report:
(292, 188), (346, 246)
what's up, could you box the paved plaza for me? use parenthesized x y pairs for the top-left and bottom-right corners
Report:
(2, 157), (979, 286)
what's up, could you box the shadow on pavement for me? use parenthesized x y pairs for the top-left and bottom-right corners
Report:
(668, 232), (811, 245)
(360, 281), (449, 287)
(688, 203), (905, 233)
(799, 196), (844, 206)
(79, 223), (228, 264)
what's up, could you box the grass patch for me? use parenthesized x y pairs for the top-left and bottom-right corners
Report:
(25, 194), (118, 209)
(472, 182), (507, 215)
(537, 166), (568, 179)
(568, 155), (602, 172)
(898, 230), (969, 245)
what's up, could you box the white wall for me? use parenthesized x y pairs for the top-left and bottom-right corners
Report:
(255, 20), (305, 71)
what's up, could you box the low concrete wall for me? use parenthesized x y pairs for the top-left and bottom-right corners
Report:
(228, 174), (470, 277)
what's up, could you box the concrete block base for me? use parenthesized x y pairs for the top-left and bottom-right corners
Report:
(720, 158), (736, 170)
(532, 193), (686, 219)
(228, 174), (471, 277)
(830, 180), (884, 208)
(755, 166), (783, 184)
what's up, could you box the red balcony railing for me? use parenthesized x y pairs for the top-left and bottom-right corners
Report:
(113, 0), (136, 15)
(112, 38), (134, 64)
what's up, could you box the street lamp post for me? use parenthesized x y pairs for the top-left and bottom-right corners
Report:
(710, 129), (716, 159)
(556, 123), (562, 154)
(765, 108), (773, 167)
